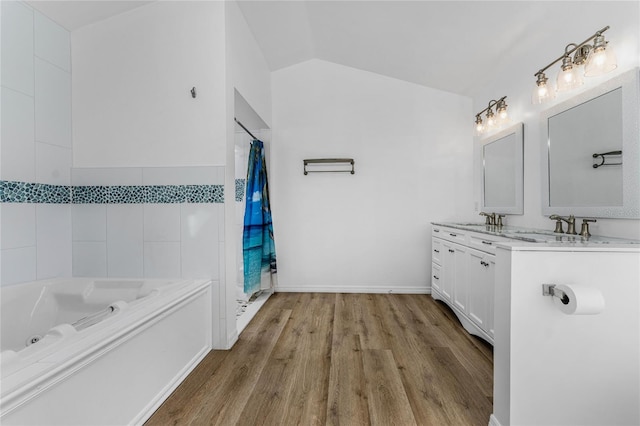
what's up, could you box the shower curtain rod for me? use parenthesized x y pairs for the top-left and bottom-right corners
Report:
(234, 117), (258, 140)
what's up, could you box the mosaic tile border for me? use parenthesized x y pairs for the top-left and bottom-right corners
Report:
(1, 181), (72, 203)
(1, 181), (224, 204)
(235, 178), (246, 202)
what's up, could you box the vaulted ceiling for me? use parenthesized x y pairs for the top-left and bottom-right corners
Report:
(25, 1), (635, 98)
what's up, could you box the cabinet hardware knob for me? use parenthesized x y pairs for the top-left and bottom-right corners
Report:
(434, 229), (440, 232)
(449, 233), (457, 237)
(481, 240), (492, 245)
(433, 275), (439, 280)
(448, 249), (454, 253)
(434, 249), (440, 253)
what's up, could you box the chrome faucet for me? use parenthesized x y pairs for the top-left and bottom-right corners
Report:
(549, 214), (577, 235)
(479, 212), (495, 225)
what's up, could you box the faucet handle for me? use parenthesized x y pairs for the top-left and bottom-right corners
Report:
(479, 212), (492, 225)
(550, 215), (564, 233)
(580, 218), (597, 238)
(496, 214), (505, 227)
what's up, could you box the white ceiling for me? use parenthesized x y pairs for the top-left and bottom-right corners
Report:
(23, 1), (635, 98)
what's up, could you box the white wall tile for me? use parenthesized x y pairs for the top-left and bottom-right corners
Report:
(143, 242), (181, 278)
(0, 1), (34, 95)
(36, 142), (72, 185)
(142, 166), (220, 185)
(36, 204), (71, 279)
(1, 204), (36, 249)
(1, 247), (37, 286)
(1, 88), (35, 182)
(72, 242), (107, 277)
(34, 11), (70, 72)
(143, 204), (180, 241)
(71, 167), (143, 186)
(35, 58), (71, 148)
(106, 205), (143, 277)
(181, 204), (219, 279)
(72, 204), (107, 241)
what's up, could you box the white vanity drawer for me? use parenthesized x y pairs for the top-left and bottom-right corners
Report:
(468, 233), (503, 255)
(431, 262), (442, 293)
(432, 238), (443, 264)
(433, 225), (466, 243)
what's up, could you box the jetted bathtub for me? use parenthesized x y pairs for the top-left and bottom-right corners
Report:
(0, 277), (212, 425)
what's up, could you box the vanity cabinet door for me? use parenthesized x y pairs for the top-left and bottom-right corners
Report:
(467, 248), (495, 335)
(441, 241), (466, 307)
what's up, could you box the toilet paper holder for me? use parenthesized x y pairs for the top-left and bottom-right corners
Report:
(542, 284), (570, 305)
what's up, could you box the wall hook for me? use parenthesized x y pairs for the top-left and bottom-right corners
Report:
(191, 87), (197, 98)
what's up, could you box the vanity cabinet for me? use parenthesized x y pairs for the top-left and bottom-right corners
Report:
(431, 224), (506, 344)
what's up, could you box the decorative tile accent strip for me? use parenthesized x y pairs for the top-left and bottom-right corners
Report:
(1, 181), (71, 203)
(235, 178), (246, 202)
(110, 185), (146, 204)
(72, 186), (109, 204)
(1, 181), (224, 204)
(146, 185), (186, 203)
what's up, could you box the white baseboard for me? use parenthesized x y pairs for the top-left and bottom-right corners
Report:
(488, 414), (502, 426)
(275, 285), (430, 294)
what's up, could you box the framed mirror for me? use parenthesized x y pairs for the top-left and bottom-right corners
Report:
(481, 122), (524, 214)
(541, 68), (639, 218)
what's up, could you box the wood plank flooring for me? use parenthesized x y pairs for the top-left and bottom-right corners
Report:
(146, 293), (493, 426)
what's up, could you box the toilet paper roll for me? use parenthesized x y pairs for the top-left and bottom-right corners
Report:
(554, 284), (605, 315)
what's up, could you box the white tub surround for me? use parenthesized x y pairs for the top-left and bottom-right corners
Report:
(491, 243), (639, 426)
(0, 278), (212, 425)
(431, 222), (639, 345)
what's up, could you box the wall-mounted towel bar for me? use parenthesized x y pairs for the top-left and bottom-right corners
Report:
(303, 158), (355, 175)
(593, 150), (622, 168)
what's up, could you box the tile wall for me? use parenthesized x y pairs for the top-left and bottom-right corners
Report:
(1, 2), (72, 286)
(0, 2), (228, 289)
(70, 167), (225, 280)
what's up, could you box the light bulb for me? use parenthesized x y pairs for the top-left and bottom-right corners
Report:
(486, 109), (496, 129)
(474, 115), (485, 135)
(556, 55), (583, 92)
(584, 36), (617, 77)
(496, 99), (508, 122)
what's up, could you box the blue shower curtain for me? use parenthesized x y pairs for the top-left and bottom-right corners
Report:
(243, 139), (277, 295)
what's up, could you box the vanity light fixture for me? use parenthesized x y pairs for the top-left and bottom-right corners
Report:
(474, 96), (508, 136)
(532, 26), (616, 104)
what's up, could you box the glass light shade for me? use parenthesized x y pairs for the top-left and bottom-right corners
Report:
(475, 116), (485, 135)
(556, 65), (584, 92)
(532, 80), (555, 104)
(486, 110), (497, 129)
(497, 105), (508, 120)
(584, 45), (617, 77)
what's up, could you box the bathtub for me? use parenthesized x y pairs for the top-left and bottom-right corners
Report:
(0, 277), (212, 425)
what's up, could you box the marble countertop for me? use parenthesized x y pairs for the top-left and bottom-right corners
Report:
(432, 222), (640, 245)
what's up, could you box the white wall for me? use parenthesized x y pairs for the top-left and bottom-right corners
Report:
(69, 2), (232, 348)
(271, 59), (473, 293)
(1, 2), (72, 286)
(472, 1), (640, 239)
(72, 1), (226, 167)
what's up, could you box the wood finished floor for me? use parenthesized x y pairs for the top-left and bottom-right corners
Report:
(146, 293), (493, 426)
